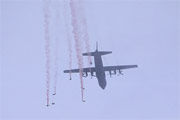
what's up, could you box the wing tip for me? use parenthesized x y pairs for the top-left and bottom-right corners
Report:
(64, 70), (69, 73)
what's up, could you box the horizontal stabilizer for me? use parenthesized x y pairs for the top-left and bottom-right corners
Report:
(97, 51), (112, 55)
(83, 51), (112, 56)
(82, 52), (96, 56)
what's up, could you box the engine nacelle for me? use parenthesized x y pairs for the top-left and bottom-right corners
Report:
(83, 72), (88, 77)
(119, 69), (123, 75)
(114, 70), (116, 74)
(91, 71), (95, 77)
(109, 71), (112, 77)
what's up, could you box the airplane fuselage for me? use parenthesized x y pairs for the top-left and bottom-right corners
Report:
(64, 43), (138, 90)
(94, 52), (106, 89)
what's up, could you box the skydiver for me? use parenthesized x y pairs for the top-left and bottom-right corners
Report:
(52, 103), (55, 105)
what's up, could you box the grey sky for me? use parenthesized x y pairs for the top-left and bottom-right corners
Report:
(1, 0), (179, 120)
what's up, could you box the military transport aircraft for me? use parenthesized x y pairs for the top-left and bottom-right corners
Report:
(64, 43), (138, 89)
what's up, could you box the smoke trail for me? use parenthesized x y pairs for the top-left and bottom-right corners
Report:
(73, 0), (92, 76)
(80, 0), (92, 66)
(69, 0), (85, 102)
(53, 34), (58, 96)
(80, 12), (92, 73)
(63, 0), (72, 80)
(78, 0), (92, 66)
(43, 0), (51, 106)
(82, 21), (92, 66)
(52, 0), (60, 96)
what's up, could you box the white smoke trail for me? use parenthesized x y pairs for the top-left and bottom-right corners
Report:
(53, 0), (61, 96)
(63, 0), (73, 80)
(43, 0), (51, 106)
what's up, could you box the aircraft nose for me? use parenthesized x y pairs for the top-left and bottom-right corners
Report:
(101, 86), (106, 90)
(98, 77), (107, 90)
(100, 82), (106, 90)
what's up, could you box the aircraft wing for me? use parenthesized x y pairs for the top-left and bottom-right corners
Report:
(103, 65), (138, 71)
(64, 67), (96, 73)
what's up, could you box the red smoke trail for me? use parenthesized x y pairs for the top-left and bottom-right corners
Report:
(69, 0), (85, 102)
(81, 13), (92, 73)
(63, 0), (72, 80)
(78, 0), (92, 67)
(43, 0), (51, 106)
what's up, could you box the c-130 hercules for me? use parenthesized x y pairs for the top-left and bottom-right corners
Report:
(64, 43), (138, 89)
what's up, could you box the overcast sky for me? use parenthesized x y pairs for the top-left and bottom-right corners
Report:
(1, 0), (179, 120)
